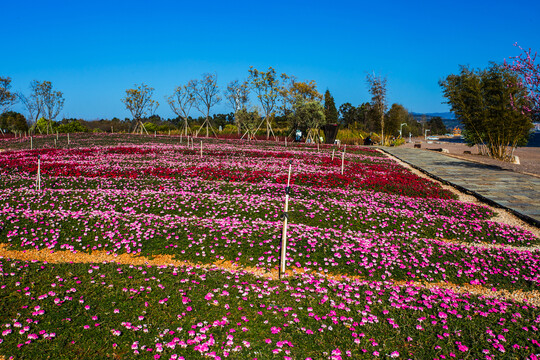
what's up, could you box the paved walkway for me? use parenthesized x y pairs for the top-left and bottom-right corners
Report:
(379, 147), (540, 227)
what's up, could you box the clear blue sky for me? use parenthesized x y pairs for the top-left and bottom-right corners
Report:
(3, 0), (539, 120)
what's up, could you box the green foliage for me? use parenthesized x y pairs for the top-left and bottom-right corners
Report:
(427, 116), (448, 135)
(0, 111), (28, 132)
(33, 117), (53, 133)
(385, 103), (408, 138)
(323, 89), (339, 124)
(142, 122), (157, 132)
(440, 63), (533, 160)
(57, 119), (88, 133)
(288, 97), (326, 130)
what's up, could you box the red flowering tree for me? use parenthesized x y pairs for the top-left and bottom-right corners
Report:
(505, 43), (540, 120)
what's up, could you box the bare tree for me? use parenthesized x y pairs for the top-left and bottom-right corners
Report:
(224, 80), (249, 134)
(121, 84), (159, 134)
(366, 73), (388, 145)
(167, 84), (195, 136)
(18, 80), (63, 134)
(248, 67), (281, 139)
(40, 81), (65, 133)
(189, 73), (221, 138)
(0, 77), (17, 114)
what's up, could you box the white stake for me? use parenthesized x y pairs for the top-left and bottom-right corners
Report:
(37, 155), (41, 191)
(31, 136), (33, 150)
(280, 162), (293, 279)
(56, 131), (59, 140)
(54, 139), (57, 148)
(154, 131), (157, 137)
(285, 136), (287, 147)
(332, 149), (335, 160)
(67, 133), (70, 145)
(341, 148), (345, 175)
(200, 141), (203, 157)
(180, 135), (182, 143)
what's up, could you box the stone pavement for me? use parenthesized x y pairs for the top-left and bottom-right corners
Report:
(379, 147), (540, 227)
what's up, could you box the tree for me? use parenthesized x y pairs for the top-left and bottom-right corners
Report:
(236, 107), (260, 140)
(224, 80), (249, 134)
(121, 84), (159, 134)
(167, 84), (195, 136)
(288, 97), (326, 143)
(0, 111), (28, 134)
(366, 73), (388, 144)
(440, 63), (532, 160)
(40, 81), (65, 133)
(505, 43), (540, 120)
(338, 103), (354, 127)
(18, 80), (63, 134)
(0, 77), (17, 114)
(248, 67), (281, 139)
(427, 116), (447, 135)
(189, 73), (221, 138)
(323, 90), (339, 124)
(385, 104), (408, 138)
(279, 74), (322, 117)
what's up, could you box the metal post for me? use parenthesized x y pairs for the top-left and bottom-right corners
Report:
(279, 162), (293, 279)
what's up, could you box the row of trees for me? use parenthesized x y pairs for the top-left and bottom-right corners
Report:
(121, 69), (337, 141)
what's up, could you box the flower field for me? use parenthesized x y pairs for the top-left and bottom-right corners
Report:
(0, 133), (539, 359)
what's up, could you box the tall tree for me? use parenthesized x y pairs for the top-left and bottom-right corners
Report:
(248, 66), (281, 139)
(366, 73), (388, 144)
(167, 84), (195, 136)
(19, 81), (64, 134)
(189, 73), (221, 138)
(40, 81), (65, 133)
(440, 63), (532, 160)
(385, 104), (409, 138)
(224, 80), (249, 134)
(121, 84), (159, 134)
(18, 80), (45, 131)
(0, 77), (17, 114)
(280, 74), (322, 116)
(323, 90), (339, 124)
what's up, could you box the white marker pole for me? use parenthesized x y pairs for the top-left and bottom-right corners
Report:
(279, 162), (293, 279)
(332, 149), (335, 161)
(285, 136), (287, 147)
(37, 155), (41, 191)
(31, 136), (33, 150)
(200, 141), (203, 157)
(341, 148), (345, 175)
(67, 133), (70, 145)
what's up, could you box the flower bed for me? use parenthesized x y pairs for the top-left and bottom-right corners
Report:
(0, 134), (539, 359)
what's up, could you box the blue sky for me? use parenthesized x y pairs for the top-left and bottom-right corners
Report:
(3, 0), (539, 120)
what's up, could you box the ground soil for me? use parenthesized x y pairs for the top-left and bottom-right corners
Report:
(398, 137), (540, 177)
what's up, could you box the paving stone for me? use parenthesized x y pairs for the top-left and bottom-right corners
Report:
(380, 147), (540, 226)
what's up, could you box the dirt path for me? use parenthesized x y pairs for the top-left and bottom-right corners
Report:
(1, 244), (539, 307)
